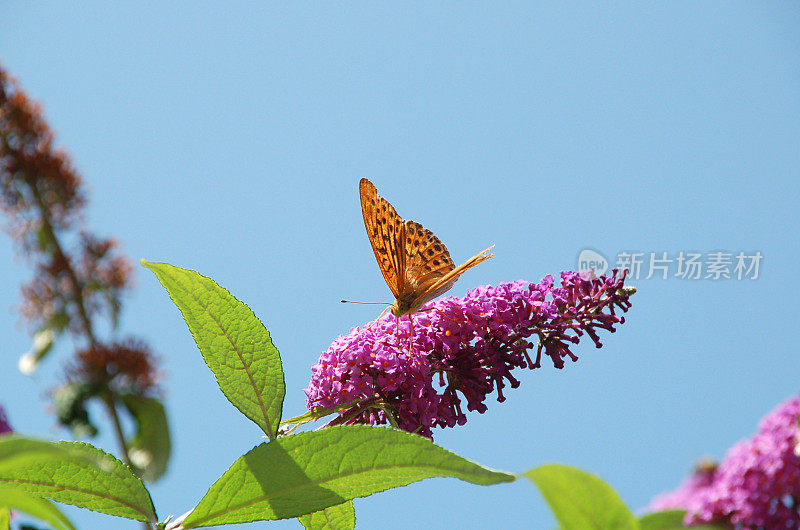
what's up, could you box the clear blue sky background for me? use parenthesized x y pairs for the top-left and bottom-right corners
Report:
(2, 3), (799, 529)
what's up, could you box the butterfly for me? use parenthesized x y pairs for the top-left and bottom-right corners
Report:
(359, 178), (494, 320)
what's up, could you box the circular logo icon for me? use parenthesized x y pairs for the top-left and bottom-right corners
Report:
(577, 249), (608, 279)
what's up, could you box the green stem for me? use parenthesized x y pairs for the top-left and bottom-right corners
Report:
(102, 392), (131, 466)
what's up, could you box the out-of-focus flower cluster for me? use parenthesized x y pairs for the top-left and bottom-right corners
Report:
(1, 62), (162, 445)
(54, 340), (162, 437)
(0, 405), (12, 435)
(649, 392), (800, 529)
(306, 269), (633, 438)
(19, 232), (133, 336)
(1, 65), (132, 339)
(66, 340), (161, 397)
(0, 68), (83, 242)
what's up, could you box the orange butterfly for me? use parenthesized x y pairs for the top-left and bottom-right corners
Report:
(359, 178), (494, 320)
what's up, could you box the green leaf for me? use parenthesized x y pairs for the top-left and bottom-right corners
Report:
(0, 437), (157, 523)
(121, 395), (171, 483)
(638, 509), (725, 530)
(0, 507), (8, 530)
(52, 382), (98, 438)
(0, 438), (84, 471)
(183, 425), (515, 527)
(0, 486), (76, 530)
(298, 501), (355, 530)
(525, 464), (637, 530)
(638, 510), (685, 530)
(142, 260), (284, 439)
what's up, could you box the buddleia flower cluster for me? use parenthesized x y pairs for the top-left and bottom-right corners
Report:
(1, 63), (163, 452)
(649, 392), (800, 528)
(306, 269), (633, 438)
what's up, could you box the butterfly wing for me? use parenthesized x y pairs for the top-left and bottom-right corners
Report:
(359, 178), (406, 298)
(405, 218), (494, 308)
(402, 219), (456, 298)
(418, 245), (495, 305)
(360, 178), (495, 315)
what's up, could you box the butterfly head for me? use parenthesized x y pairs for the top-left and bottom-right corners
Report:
(390, 293), (421, 318)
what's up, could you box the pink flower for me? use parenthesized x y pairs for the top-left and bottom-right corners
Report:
(649, 393), (800, 528)
(306, 269), (633, 438)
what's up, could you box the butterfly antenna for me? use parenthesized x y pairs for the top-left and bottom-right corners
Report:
(340, 300), (389, 305)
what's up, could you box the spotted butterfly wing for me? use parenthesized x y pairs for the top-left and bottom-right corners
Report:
(359, 178), (494, 317)
(402, 220), (457, 300)
(359, 178), (406, 298)
(403, 220), (494, 313)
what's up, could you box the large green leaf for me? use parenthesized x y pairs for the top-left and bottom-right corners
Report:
(143, 261), (284, 439)
(182, 425), (515, 527)
(298, 501), (355, 530)
(0, 486), (76, 530)
(121, 394), (171, 483)
(0, 437), (84, 471)
(638, 509), (725, 530)
(0, 437), (157, 523)
(525, 464), (637, 530)
(0, 507), (9, 530)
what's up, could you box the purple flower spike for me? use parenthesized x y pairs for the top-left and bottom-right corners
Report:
(649, 392), (800, 529)
(0, 405), (12, 435)
(305, 269), (633, 438)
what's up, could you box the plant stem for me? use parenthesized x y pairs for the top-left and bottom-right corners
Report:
(103, 392), (131, 466)
(27, 174), (142, 485)
(26, 174), (97, 344)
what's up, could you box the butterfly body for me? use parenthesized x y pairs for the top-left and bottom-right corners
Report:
(359, 178), (494, 318)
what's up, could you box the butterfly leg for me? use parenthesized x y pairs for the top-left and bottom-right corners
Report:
(365, 306), (391, 330)
(409, 315), (416, 351)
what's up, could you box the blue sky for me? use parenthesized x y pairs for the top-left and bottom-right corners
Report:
(1, 3), (799, 528)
